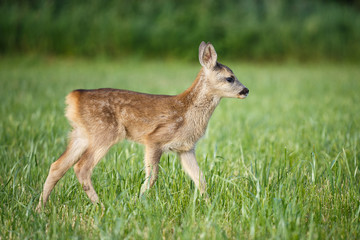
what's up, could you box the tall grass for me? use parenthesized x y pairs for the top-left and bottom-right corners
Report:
(0, 57), (360, 239)
(1, 0), (360, 61)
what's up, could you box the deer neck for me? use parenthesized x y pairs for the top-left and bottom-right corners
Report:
(178, 68), (221, 123)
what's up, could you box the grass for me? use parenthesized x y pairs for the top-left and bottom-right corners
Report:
(0, 56), (359, 239)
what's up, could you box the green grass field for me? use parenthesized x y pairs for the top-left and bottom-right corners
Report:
(0, 57), (359, 239)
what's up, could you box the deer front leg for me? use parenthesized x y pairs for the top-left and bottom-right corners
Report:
(140, 146), (162, 195)
(179, 149), (206, 195)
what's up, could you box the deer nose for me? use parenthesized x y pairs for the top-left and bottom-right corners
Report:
(239, 88), (249, 95)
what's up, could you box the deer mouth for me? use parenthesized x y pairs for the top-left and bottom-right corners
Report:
(238, 88), (249, 99)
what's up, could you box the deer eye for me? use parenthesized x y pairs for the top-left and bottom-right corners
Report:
(226, 77), (234, 83)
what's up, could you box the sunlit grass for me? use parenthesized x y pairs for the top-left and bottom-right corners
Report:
(0, 57), (359, 239)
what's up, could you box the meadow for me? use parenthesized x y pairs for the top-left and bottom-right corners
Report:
(0, 57), (359, 239)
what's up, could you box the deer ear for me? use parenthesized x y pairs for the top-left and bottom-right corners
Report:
(199, 42), (217, 69)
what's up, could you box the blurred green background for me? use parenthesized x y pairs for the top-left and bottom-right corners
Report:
(1, 0), (360, 61)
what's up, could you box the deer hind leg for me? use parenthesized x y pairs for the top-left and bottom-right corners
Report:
(73, 143), (112, 204)
(37, 129), (88, 211)
(140, 146), (163, 195)
(73, 127), (124, 203)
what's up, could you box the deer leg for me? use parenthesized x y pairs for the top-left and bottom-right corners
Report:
(73, 144), (110, 204)
(36, 129), (88, 211)
(179, 150), (206, 194)
(140, 146), (162, 195)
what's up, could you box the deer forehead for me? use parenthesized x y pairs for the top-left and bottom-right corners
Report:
(216, 62), (234, 73)
(205, 63), (235, 80)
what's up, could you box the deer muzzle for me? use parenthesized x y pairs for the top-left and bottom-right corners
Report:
(238, 87), (249, 99)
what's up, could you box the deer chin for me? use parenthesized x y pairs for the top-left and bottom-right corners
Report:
(238, 94), (248, 99)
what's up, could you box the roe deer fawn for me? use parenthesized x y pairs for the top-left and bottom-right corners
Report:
(36, 41), (249, 210)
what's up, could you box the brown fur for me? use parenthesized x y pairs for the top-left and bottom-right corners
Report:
(36, 42), (249, 210)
